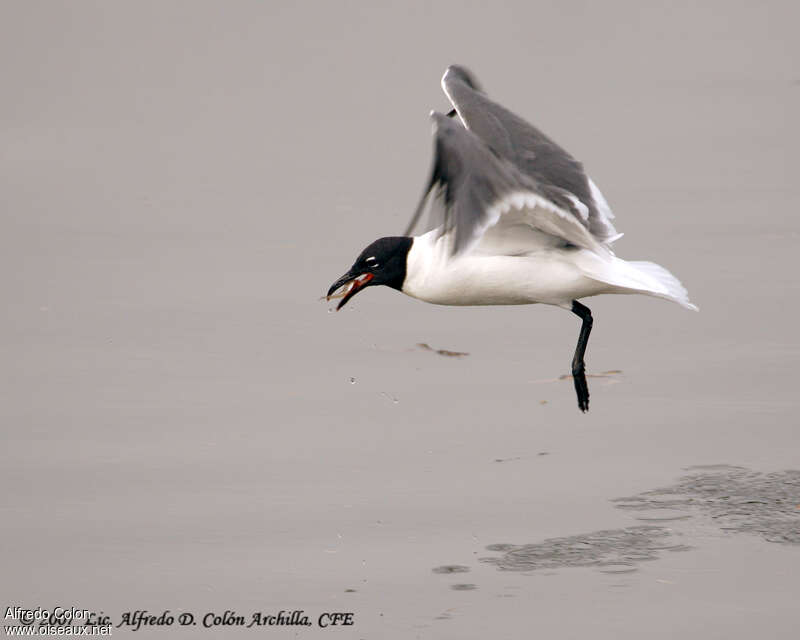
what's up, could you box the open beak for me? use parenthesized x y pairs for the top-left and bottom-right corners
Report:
(326, 271), (374, 311)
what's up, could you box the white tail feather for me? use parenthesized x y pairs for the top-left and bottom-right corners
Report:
(575, 252), (698, 311)
(627, 261), (698, 310)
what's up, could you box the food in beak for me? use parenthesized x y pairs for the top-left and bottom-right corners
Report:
(327, 276), (360, 300)
(326, 273), (374, 310)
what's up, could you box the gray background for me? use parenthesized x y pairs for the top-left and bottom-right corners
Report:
(2, 1), (799, 638)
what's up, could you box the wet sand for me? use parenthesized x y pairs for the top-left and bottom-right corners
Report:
(2, 2), (799, 638)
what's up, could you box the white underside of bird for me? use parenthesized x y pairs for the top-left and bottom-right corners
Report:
(403, 206), (696, 311)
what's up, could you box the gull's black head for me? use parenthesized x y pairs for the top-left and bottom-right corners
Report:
(327, 236), (413, 311)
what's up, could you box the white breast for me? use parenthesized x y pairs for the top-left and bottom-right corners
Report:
(402, 230), (608, 307)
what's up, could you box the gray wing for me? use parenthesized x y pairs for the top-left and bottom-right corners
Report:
(439, 65), (619, 243)
(405, 112), (604, 256)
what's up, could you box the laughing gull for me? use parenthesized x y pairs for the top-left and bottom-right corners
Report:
(328, 65), (696, 412)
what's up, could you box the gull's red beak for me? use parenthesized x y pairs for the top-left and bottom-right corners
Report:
(326, 272), (375, 311)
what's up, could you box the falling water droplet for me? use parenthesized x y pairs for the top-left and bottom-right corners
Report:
(349, 377), (356, 384)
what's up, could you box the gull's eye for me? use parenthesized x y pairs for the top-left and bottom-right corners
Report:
(365, 256), (379, 269)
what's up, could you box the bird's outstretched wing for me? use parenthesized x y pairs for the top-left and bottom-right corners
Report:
(405, 65), (620, 246)
(406, 112), (605, 256)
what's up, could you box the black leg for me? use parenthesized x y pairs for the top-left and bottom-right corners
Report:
(570, 301), (593, 413)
